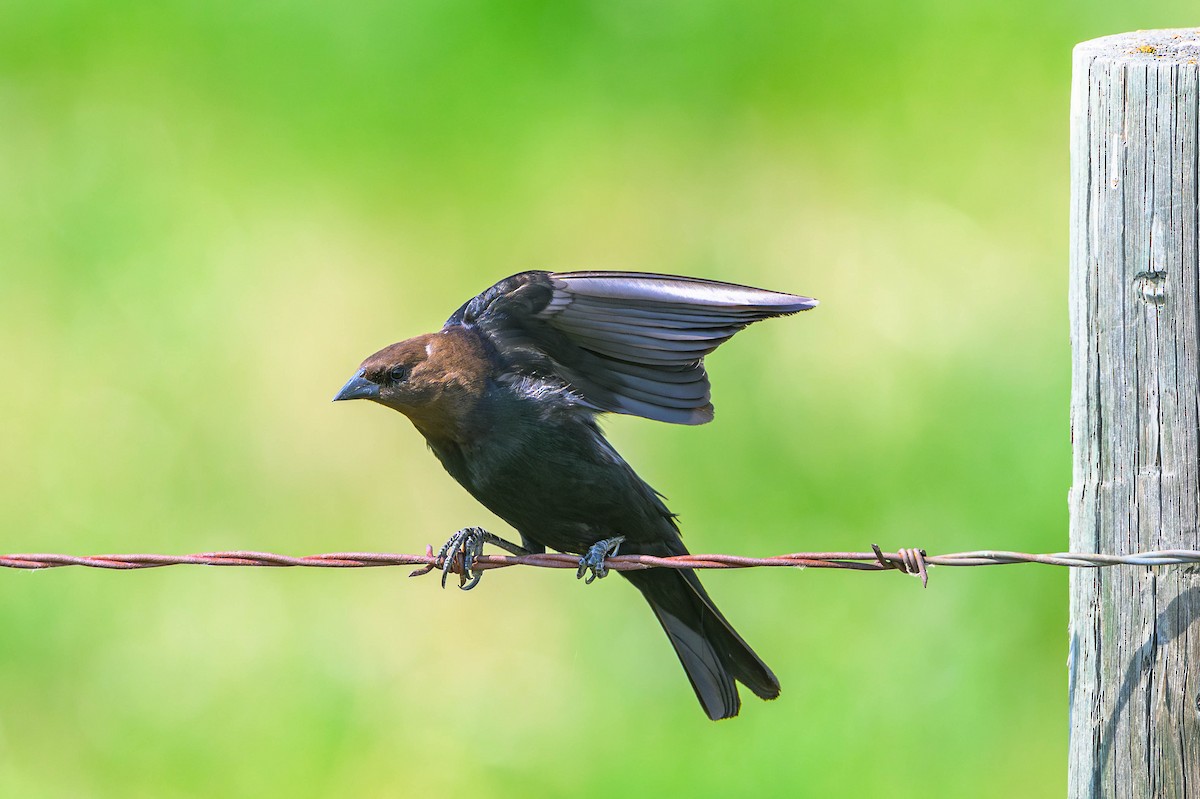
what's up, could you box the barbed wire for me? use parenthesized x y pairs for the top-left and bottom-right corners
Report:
(3, 543), (1199, 589)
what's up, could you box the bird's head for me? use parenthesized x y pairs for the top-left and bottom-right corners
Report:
(333, 328), (491, 440)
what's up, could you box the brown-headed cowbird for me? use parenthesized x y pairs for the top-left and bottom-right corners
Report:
(334, 270), (816, 719)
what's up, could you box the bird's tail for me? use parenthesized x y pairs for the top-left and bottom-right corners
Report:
(621, 567), (780, 720)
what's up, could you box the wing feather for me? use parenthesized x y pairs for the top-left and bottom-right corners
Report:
(448, 270), (816, 425)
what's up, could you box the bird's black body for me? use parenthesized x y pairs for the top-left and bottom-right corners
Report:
(335, 270), (816, 719)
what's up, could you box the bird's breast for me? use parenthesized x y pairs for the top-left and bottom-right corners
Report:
(432, 407), (671, 553)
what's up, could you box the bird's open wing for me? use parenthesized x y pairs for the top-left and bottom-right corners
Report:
(447, 270), (817, 425)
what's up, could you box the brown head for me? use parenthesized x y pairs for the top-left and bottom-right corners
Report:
(333, 327), (493, 440)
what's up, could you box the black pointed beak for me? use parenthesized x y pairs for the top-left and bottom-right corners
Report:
(333, 369), (380, 402)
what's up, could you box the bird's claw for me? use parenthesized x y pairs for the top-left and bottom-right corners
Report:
(577, 536), (626, 584)
(433, 527), (530, 590)
(437, 527), (489, 590)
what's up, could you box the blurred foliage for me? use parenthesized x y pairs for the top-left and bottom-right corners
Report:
(0, 2), (1193, 796)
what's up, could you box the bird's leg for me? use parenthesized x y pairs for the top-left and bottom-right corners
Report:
(437, 526), (529, 590)
(576, 535), (626, 585)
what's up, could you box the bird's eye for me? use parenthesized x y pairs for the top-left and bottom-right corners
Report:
(389, 365), (409, 383)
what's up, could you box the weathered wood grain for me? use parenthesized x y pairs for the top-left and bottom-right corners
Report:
(1070, 29), (1200, 799)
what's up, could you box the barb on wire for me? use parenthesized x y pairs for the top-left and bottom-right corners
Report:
(3, 541), (1200, 588)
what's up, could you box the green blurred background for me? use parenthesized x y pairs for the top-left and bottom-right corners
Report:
(0, 2), (1190, 796)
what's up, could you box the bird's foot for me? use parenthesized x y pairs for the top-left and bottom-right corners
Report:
(576, 536), (626, 584)
(436, 527), (528, 590)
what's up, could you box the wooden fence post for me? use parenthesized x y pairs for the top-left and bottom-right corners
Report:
(1069, 29), (1200, 798)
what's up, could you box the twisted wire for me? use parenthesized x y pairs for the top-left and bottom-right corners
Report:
(3, 545), (1199, 587)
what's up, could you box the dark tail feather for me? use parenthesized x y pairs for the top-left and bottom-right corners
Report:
(621, 567), (780, 720)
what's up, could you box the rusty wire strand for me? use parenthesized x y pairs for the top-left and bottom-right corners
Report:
(3, 545), (1200, 588)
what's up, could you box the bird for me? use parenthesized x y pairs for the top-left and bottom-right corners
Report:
(333, 270), (817, 719)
